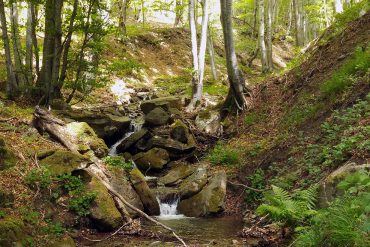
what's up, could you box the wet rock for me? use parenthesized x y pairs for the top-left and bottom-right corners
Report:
(133, 148), (170, 171)
(0, 216), (29, 246)
(130, 168), (160, 215)
(148, 135), (196, 158)
(179, 164), (208, 199)
(318, 163), (370, 207)
(39, 150), (89, 176)
(108, 166), (144, 218)
(66, 122), (108, 158)
(158, 162), (196, 185)
(178, 171), (227, 217)
(170, 119), (189, 143)
(195, 109), (221, 135)
(144, 107), (170, 126)
(140, 96), (183, 114)
(83, 170), (123, 231)
(0, 138), (17, 171)
(117, 129), (149, 154)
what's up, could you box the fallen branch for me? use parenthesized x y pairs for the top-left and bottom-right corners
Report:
(83, 221), (132, 242)
(227, 181), (268, 192)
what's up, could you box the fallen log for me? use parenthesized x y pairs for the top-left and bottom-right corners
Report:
(32, 106), (187, 246)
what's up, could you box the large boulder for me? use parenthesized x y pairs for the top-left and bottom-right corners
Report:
(318, 163), (370, 207)
(65, 122), (108, 158)
(158, 162), (196, 185)
(144, 107), (170, 126)
(133, 148), (170, 171)
(129, 168), (160, 215)
(60, 110), (131, 145)
(148, 135), (196, 158)
(0, 138), (17, 171)
(179, 164), (208, 199)
(195, 109), (221, 135)
(39, 150), (89, 176)
(0, 216), (29, 247)
(107, 166), (144, 218)
(116, 129), (150, 154)
(83, 170), (123, 231)
(178, 171), (226, 217)
(170, 119), (189, 143)
(140, 96), (183, 114)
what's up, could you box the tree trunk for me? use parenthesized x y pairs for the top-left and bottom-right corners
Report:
(207, 28), (217, 80)
(334, 0), (344, 13)
(31, 4), (40, 78)
(252, 0), (258, 37)
(119, 0), (130, 35)
(323, 0), (330, 28)
(26, 2), (34, 86)
(293, 0), (304, 46)
(258, 0), (268, 72)
(286, 0), (293, 36)
(266, 0), (273, 71)
(188, 0), (199, 108)
(192, 0), (209, 104)
(0, 0), (18, 98)
(10, 1), (26, 88)
(220, 0), (250, 111)
(174, 0), (184, 27)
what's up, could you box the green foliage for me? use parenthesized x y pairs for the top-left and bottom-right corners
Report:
(244, 112), (258, 125)
(154, 74), (191, 96)
(20, 208), (40, 225)
(25, 166), (53, 190)
(68, 192), (96, 217)
(245, 169), (266, 204)
(103, 156), (133, 171)
(256, 185), (318, 226)
(320, 47), (369, 98)
(0, 210), (5, 219)
(43, 220), (66, 236)
(58, 174), (84, 195)
(108, 58), (143, 77)
(294, 171), (370, 247)
(208, 142), (240, 166)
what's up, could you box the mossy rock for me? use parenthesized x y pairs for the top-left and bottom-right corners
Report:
(178, 171), (226, 217)
(130, 168), (160, 215)
(170, 119), (189, 144)
(83, 171), (123, 231)
(46, 235), (76, 247)
(66, 122), (109, 158)
(39, 150), (89, 176)
(133, 148), (170, 171)
(144, 107), (170, 126)
(158, 161), (196, 185)
(0, 216), (29, 246)
(179, 164), (208, 199)
(0, 138), (17, 171)
(140, 96), (183, 114)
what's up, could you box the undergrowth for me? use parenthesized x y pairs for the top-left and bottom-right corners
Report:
(208, 141), (240, 166)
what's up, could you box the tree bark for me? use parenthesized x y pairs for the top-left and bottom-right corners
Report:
(119, 0), (130, 35)
(31, 4), (40, 78)
(174, 0), (184, 27)
(188, 0), (199, 109)
(334, 0), (344, 13)
(293, 0), (304, 46)
(266, 0), (273, 71)
(25, 2), (34, 86)
(258, 0), (268, 72)
(207, 28), (217, 80)
(286, 0), (293, 36)
(220, 0), (250, 111)
(0, 0), (18, 98)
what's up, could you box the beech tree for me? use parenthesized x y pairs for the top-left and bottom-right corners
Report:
(220, 0), (250, 111)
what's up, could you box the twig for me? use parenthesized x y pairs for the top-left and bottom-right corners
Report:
(227, 181), (268, 192)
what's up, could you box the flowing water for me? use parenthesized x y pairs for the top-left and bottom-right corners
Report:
(156, 196), (185, 220)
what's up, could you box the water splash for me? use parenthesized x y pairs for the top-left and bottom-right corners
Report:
(157, 196), (185, 219)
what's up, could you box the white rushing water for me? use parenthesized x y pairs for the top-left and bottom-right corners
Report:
(108, 118), (143, 156)
(157, 196), (185, 220)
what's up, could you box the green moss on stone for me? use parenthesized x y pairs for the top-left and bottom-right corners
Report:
(39, 151), (88, 176)
(0, 216), (28, 246)
(0, 138), (17, 171)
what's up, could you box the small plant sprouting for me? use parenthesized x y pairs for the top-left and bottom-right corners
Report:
(103, 156), (133, 171)
(208, 141), (240, 166)
(69, 192), (96, 217)
(25, 166), (53, 190)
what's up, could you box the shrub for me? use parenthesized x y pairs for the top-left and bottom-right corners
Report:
(57, 174), (84, 195)
(25, 166), (53, 190)
(69, 192), (96, 217)
(44, 220), (65, 236)
(245, 169), (266, 204)
(103, 156), (133, 171)
(208, 142), (240, 166)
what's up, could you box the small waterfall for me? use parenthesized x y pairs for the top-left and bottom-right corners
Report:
(157, 195), (184, 219)
(108, 118), (143, 156)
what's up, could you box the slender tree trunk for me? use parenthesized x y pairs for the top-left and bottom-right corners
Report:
(266, 0), (273, 71)
(119, 0), (130, 35)
(220, 0), (250, 110)
(0, 0), (18, 98)
(31, 5), (40, 78)
(193, 0), (209, 104)
(286, 0), (293, 36)
(207, 28), (217, 80)
(334, 0), (344, 13)
(25, 2), (34, 86)
(252, 0), (258, 37)
(10, 1), (26, 88)
(293, 0), (304, 46)
(323, 0), (329, 28)
(188, 0), (199, 107)
(258, 0), (268, 72)
(174, 0), (184, 27)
